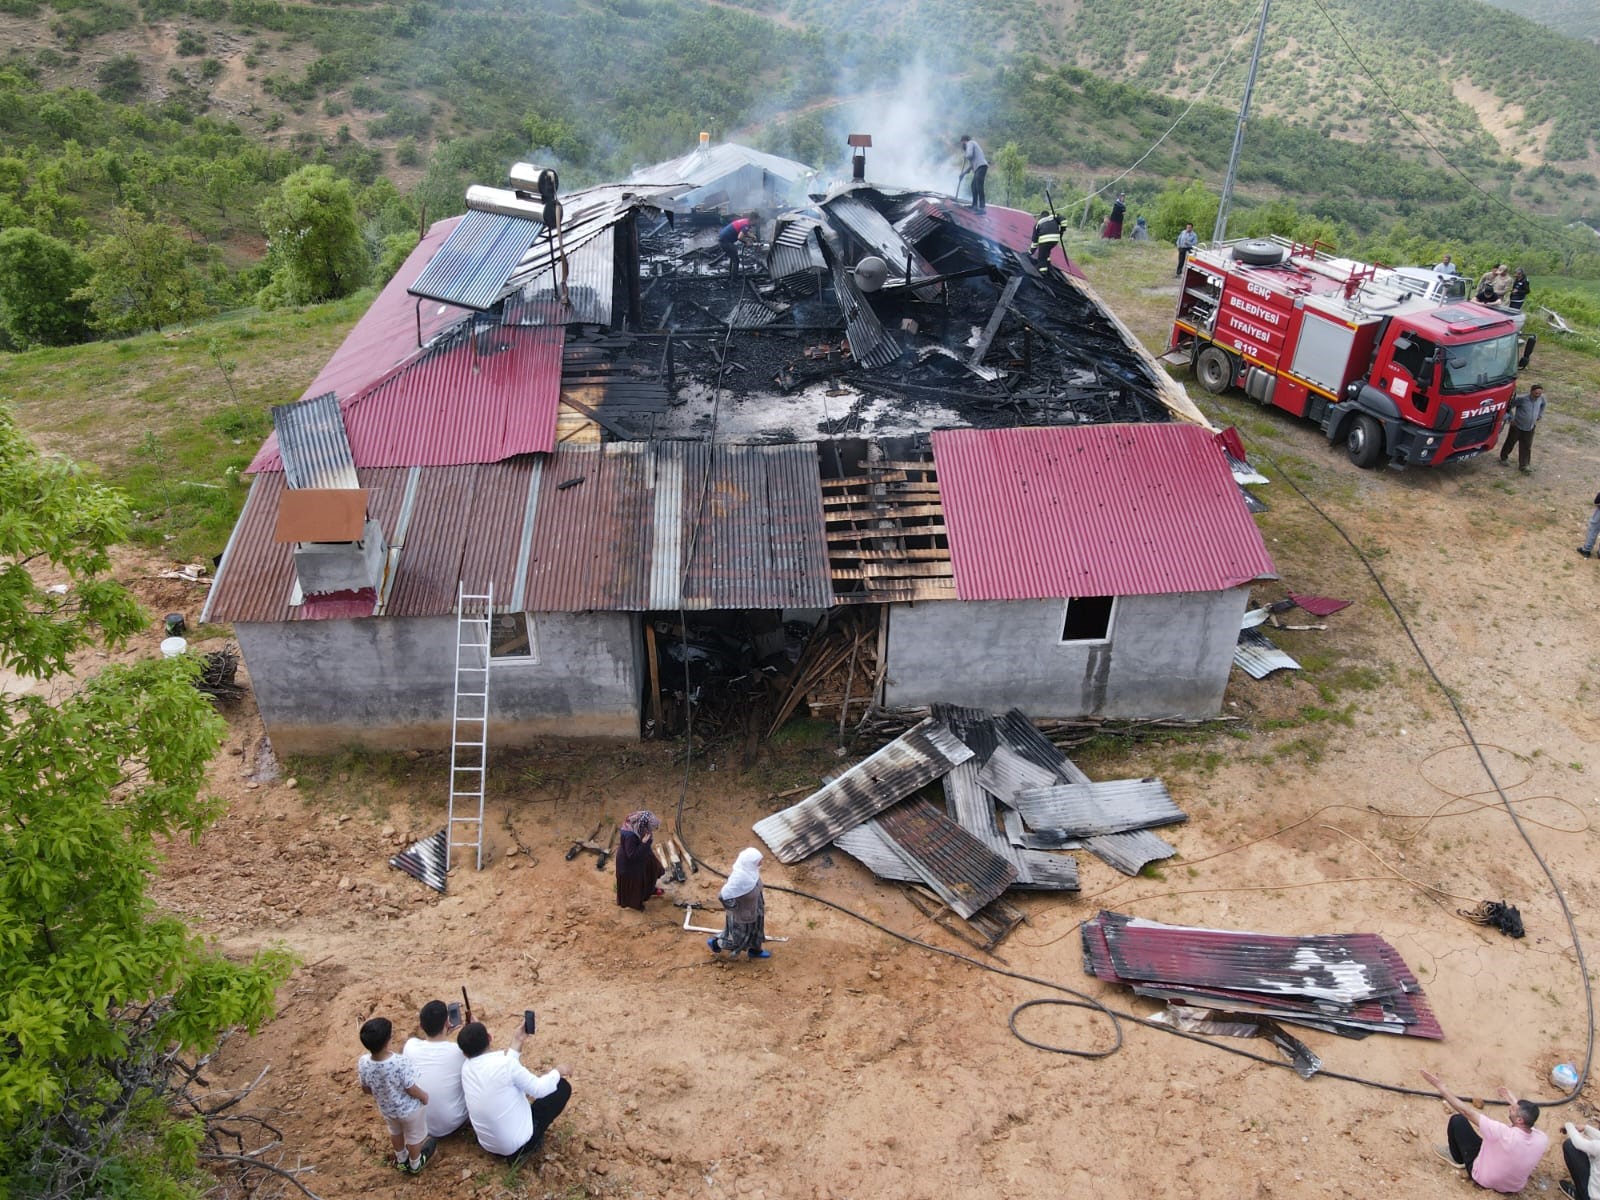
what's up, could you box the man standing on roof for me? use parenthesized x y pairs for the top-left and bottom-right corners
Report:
(717, 214), (757, 277)
(1421, 1070), (1547, 1193)
(957, 136), (988, 214)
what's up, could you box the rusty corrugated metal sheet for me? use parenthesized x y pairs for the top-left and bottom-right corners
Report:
(752, 719), (973, 864)
(827, 254), (901, 370)
(272, 393), (359, 491)
(203, 472), (295, 623)
(254, 323), (563, 474)
(523, 442), (831, 612)
(833, 821), (921, 882)
(409, 208), (543, 310)
(385, 464), (480, 618)
(874, 796), (1017, 919)
(1083, 829), (1176, 876)
(932, 423), (1277, 600)
(823, 193), (938, 285)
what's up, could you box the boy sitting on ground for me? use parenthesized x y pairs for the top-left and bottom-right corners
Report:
(357, 1016), (437, 1174)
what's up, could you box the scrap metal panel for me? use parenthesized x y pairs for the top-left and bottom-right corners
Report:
(409, 208), (543, 310)
(994, 708), (1091, 782)
(874, 797), (1018, 918)
(272, 393), (360, 491)
(1083, 829), (1177, 876)
(1008, 779), (1186, 837)
(753, 719), (974, 863)
(976, 743), (1064, 807)
(823, 194), (938, 285)
(828, 255), (901, 370)
(833, 822), (921, 882)
(1235, 628), (1301, 678)
(1013, 850), (1080, 890)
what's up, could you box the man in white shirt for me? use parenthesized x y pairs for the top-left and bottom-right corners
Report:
(458, 1020), (573, 1163)
(403, 1000), (469, 1139)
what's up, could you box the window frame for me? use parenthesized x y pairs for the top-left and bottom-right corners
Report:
(488, 611), (539, 663)
(1058, 595), (1115, 645)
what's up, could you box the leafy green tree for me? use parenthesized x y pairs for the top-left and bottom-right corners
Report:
(256, 164), (369, 308)
(95, 54), (143, 102)
(995, 141), (1027, 208)
(76, 208), (209, 335)
(0, 226), (91, 347)
(1151, 179), (1220, 242)
(0, 410), (293, 1197)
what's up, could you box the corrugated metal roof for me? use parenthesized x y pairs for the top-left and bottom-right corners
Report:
(874, 796), (1017, 919)
(902, 198), (1084, 280)
(504, 226), (615, 327)
(297, 216), (472, 406)
(408, 208), (544, 310)
(932, 423), (1277, 600)
(976, 742), (1065, 807)
(833, 821), (922, 882)
(1234, 628), (1301, 678)
(1082, 829), (1176, 876)
(995, 708), (1090, 782)
(828, 254), (902, 370)
(1008, 779), (1186, 837)
(271, 393), (359, 491)
(823, 193), (938, 286)
(629, 142), (813, 189)
(524, 442), (832, 612)
(753, 719), (974, 863)
(252, 323), (563, 473)
(499, 185), (640, 298)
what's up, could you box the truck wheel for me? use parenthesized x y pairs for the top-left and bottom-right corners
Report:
(1233, 239), (1286, 266)
(1345, 414), (1383, 469)
(1196, 346), (1234, 394)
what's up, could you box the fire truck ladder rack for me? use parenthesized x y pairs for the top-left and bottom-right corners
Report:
(448, 583), (493, 872)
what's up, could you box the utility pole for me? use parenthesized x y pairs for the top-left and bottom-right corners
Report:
(1213, 0), (1271, 245)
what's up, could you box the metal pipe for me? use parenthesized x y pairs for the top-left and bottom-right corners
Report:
(1214, 0), (1271, 245)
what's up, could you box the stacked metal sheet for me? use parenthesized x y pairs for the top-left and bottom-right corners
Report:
(1082, 910), (1442, 1039)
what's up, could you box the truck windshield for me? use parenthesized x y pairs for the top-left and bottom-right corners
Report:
(1439, 334), (1518, 394)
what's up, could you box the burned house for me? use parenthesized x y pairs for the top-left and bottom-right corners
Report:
(202, 141), (1273, 754)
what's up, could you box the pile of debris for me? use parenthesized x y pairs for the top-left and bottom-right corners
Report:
(1082, 909), (1441, 1039)
(1234, 591), (1353, 679)
(753, 709), (1188, 949)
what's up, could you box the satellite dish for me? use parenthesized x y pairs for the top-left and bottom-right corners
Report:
(855, 255), (888, 292)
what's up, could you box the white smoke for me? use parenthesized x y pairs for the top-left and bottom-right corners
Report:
(814, 57), (976, 196)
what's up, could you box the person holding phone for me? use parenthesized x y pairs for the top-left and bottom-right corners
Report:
(403, 1000), (469, 1139)
(458, 1017), (573, 1166)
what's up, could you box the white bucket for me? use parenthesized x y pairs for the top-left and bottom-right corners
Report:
(160, 636), (189, 658)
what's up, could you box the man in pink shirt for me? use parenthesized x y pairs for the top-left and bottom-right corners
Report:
(1422, 1069), (1549, 1192)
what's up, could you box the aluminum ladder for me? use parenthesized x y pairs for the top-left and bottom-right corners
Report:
(447, 584), (493, 871)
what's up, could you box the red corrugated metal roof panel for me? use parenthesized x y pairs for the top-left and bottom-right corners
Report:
(300, 216), (470, 406)
(252, 324), (562, 473)
(932, 423), (1276, 599)
(205, 472), (295, 623)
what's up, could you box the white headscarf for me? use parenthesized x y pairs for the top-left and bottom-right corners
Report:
(720, 847), (763, 901)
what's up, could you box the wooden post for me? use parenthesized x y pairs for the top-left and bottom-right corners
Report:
(644, 622), (663, 733)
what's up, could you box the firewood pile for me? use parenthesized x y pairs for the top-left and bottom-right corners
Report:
(194, 645), (247, 704)
(765, 609), (883, 739)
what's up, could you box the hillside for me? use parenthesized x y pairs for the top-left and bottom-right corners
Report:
(1479, 0), (1600, 44)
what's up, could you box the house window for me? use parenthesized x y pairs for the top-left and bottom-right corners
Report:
(490, 612), (538, 662)
(1060, 595), (1114, 643)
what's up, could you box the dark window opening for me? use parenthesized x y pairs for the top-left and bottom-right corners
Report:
(490, 612), (537, 660)
(1061, 595), (1113, 642)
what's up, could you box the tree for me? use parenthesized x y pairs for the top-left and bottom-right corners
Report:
(0, 410), (294, 1197)
(995, 141), (1027, 208)
(256, 164), (369, 308)
(76, 208), (209, 336)
(1151, 179), (1220, 242)
(0, 226), (91, 347)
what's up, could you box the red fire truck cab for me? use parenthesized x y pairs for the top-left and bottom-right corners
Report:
(1169, 238), (1525, 469)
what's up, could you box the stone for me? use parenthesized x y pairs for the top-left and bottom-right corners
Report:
(285, 777), (298, 789)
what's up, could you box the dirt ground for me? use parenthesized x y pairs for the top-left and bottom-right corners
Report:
(124, 277), (1600, 1200)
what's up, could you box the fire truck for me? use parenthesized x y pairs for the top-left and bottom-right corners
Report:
(1169, 237), (1528, 468)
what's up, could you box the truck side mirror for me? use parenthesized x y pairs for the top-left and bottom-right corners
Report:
(1393, 336), (1413, 352)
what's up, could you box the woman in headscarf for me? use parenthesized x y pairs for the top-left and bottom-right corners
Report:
(707, 847), (769, 960)
(614, 809), (665, 910)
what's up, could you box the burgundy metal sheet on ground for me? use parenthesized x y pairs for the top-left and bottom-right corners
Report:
(932, 423), (1278, 601)
(1288, 592), (1353, 617)
(874, 796), (1018, 917)
(1098, 912), (1402, 1001)
(524, 445), (653, 611)
(386, 465), (480, 618)
(206, 472), (296, 623)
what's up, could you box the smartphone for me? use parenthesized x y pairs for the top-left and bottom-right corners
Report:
(523, 1009), (537, 1036)
(446, 1001), (462, 1029)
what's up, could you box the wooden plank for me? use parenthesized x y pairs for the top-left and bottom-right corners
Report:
(819, 472), (910, 488)
(872, 460), (938, 472)
(969, 273), (1025, 368)
(820, 485), (942, 506)
(830, 548), (952, 561)
(831, 563), (956, 580)
(826, 503), (945, 522)
(827, 524), (947, 542)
